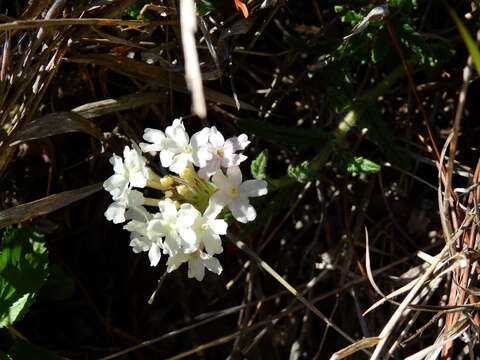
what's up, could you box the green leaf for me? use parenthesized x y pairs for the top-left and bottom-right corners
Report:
(448, 5), (480, 75)
(334, 150), (380, 174)
(347, 157), (381, 173)
(0, 227), (49, 328)
(341, 10), (362, 25)
(196, 0), (218, 16)
(7, 340), (63, 360)
(288, 161), (312, 183)
(236, 118), (330, 149)
(251, 150), (269, 180)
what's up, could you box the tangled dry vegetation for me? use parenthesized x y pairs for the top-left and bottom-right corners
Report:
(0, 0), (479, 359)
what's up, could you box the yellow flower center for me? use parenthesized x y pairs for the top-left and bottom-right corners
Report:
(183, 145), (193, 154)
(229, 186), (239, 198)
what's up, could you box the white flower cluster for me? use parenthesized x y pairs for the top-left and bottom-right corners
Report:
(103, 119), (268, 281)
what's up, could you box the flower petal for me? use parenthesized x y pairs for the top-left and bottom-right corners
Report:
(160, 149), (175, 168)
(158, 198), (177, 219)
(203, 201), (224, 220)
(191, 127), (211, 148)
(199, 157), (221, 180)
(210, 191), (231, 207)
(202, 232), (223, 255)
(188, 256), (205, 281)
(143, 128), (166, 144)
(129, 171), (148, 188)
(103, 174), (128, 199)
(148, 243), (162, 266)
(105, 202), (126, 224)
(227, 166), (242, 186)
(209, 219), (228, 235)
(129, 236), (150, 253)
(192, 147), (212, 168)
(230, 198), (256, 223)
(212, 169), (231, 192)
(201, 253), (223, 275)
(209, 126), (225, 148)
(169, 153), (190, 174)
(179, 228), (197, 252)
(110, 154), (125, 174)
(166, 120), (189, 145)
(139, 142), (163, 153)
(166, 253), (188, 272)
(240, 179), (268, 197)
(228, 134), (250, 151)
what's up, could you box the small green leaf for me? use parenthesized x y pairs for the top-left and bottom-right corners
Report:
(251, 150), (269, 180)
(0, 227), (49, 328)
(288, 161), (312, 183)
(347, 157), (381, 173)
(334, 5), (343, 13)
(334, 150), (380, 174)
(341, 10), (362, 24)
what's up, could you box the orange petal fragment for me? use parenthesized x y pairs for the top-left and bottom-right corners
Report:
(234, 0), (249, 18)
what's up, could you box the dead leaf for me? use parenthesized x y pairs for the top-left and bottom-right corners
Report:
(7, 112), (105, 146)
(69, 54), (257, 111)
(330, 337), (380, 360)
(71, 91), (167, 119)
(234, 0), (249, 18)
(0, 183), (103, 229)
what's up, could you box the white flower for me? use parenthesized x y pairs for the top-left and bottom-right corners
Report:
(139, 128), (166, 153)
(147, 198), (197, 256)
(178, 203), (227, 255)
(103, 146), (150, 200)
(104, 189), (144, 224)
(123, 207), (163, 266)
(166, 250), (222, 281)
(211, 166), (268, 223)
(140, 119), (211, 174)
(198, 127), (250, 179)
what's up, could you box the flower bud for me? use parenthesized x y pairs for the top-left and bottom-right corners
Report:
(177, 185), (192, 197)
(161, 176), (174, 188)
(180, 167), (196, 181)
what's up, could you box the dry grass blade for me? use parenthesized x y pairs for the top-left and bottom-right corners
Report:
(69, 54), (256, 110)
(71, 92), (167, 119)
(0, 183), (102, 229)
(329, 337), (381, 360)
(365, 227), (386, 298)
(363, 274), (418, 316)
(404, 319), (469, 360)
(0, 18), (175, 31)
(7, 112), (105, 145)
(369, 244), (450, 359)
(179, 0), (206, 118)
